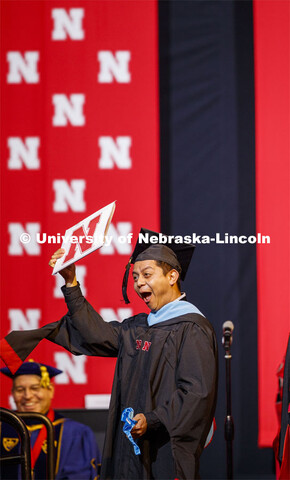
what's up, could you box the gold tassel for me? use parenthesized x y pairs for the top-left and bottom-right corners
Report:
(40, 366), (50, 388)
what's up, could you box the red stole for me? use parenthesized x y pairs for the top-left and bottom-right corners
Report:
(30, 409), (54, 470)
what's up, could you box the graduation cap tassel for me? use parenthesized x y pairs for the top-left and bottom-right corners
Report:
(40, 365), (51, 388)
(122, 258), (132, 304)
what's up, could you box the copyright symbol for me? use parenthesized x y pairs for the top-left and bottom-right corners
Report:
(20, 233), (31, 244)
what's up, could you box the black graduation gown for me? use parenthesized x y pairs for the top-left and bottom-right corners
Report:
(2, 285), (218, 480)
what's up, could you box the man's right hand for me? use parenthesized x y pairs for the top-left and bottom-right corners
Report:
(48, 248), (77, 287)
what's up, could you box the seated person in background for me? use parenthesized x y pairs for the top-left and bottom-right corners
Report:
(0, 360), (101, 479)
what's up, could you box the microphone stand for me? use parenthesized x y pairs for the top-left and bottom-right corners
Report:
(223, 329), (234, 480)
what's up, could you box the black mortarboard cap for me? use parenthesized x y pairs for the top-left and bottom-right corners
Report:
(122, 228), (195, 304)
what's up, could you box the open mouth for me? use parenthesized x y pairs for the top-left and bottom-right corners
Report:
(141, 292), (152, 304)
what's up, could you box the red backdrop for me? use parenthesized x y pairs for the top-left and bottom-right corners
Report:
(0, 0), (160, 409)
(1, 0), (289, 450)
(253, 0), (290, 446)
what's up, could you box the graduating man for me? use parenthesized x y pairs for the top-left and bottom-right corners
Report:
(0, 361), (101, 479)
(0, 229), (218, 480)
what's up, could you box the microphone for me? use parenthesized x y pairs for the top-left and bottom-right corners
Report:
(223, 320), (234, 336)
(222, 320), (235, 479)
(222, 321), (234, 352)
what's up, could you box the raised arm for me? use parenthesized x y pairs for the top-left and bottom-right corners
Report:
(0, 249), (121, 373)
(46, 248), (120, 356)
(48, 248), (77, 287)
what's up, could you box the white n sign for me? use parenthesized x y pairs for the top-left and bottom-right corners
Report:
(52, 94), (85, 126)
(98, 51), (131, 83)
(8, 309), (41, 331)
(98, 136), (132, 169)
(53, 179), (86, 212)
(8, 137), (40, 170)
(100, 222), (132, 255)
(54, 353), (87, 384)
(8, 223), (41, 256)
(52, 8), (85, 40)
(7, 52), (40, 83)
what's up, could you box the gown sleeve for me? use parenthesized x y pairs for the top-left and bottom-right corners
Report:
(148, 322), (218, 480)
(0, 284), (121, 373)
(46, 283), (121, 357)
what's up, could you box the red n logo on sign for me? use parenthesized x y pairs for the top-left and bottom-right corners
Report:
(63, 214), (101, 263)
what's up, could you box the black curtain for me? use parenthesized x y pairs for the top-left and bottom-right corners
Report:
(159, 1), (275, 478)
